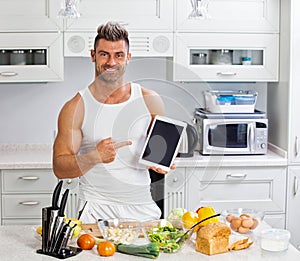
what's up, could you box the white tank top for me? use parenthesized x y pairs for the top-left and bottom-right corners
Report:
(78, 83), (154, 205)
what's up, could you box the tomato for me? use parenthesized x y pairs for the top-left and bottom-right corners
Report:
(77, 234), (96, 250)
(97, 241), (116, 257)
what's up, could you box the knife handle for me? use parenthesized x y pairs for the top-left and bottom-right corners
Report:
(52, 180), (63, 210)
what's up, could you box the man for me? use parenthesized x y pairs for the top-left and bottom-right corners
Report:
(52, 22), (172, 222)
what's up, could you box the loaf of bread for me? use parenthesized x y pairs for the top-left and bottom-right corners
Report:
(196, 222), (231, 255)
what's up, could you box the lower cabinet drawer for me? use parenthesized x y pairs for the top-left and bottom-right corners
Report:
(2, 169), (57, 193)
(2, 218), (41, 226)
(186, 166), (287, 213)
(2, 194), (51, 218)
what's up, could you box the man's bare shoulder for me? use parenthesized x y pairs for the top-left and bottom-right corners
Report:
(60, 93), (83, 115)
(141, 86), (159, 97)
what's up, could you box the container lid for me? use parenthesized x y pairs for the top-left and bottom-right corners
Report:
(261, 229), (291, 240)
(242, 57), (252, 61)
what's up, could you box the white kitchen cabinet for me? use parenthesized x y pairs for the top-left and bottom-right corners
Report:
(185, 166), (286, 214)
(64, 0), (173, 32)
(0, 32), (63, 82)
(1, 169), (57, 225)
(0, 0), (62, 32)
(175, 0), (279, 33)
(164, 168), (186, 217)
(173, 32), (279, 82)
(64, 32), (173, 57)
(287, 0), (300, 164)
(286, 167), (300, 250)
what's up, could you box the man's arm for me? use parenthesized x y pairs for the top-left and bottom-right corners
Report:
(52, 93), (99, 179)
(53, 93), (132, 179)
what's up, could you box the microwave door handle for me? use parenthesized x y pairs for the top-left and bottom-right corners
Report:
(249, 123), (255, 152)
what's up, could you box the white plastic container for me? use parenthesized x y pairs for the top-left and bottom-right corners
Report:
(204, 90), (257, 113)
(260, 229), (291, 252)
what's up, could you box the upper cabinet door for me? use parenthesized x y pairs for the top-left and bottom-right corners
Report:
(175, 0), (280, 33)
(173, 33), (279, 82)
(0, 0), (62, 32)
(64, 0), (174, 32)
(0, 33), (63, 82)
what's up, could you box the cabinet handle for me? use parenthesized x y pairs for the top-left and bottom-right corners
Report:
(156, 0), (161, 18)
(19, 201), (40, 206)
(217, 72), (237, 76)
(226, 174), (247, 180)
(19, 176), (39, 180)
(0, 72), (18, 77)
(294, 176), (299, 196)
(295, 136), (299, 156)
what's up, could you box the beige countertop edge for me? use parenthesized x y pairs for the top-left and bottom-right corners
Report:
(0, 143), (287, 169)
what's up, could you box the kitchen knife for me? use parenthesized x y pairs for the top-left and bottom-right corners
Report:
(47, 180), (63, 251)
(49, 189), (69, 252)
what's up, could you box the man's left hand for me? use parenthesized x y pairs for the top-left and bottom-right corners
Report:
(147, 164), (176, 175)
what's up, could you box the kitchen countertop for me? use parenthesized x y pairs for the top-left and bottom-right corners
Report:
(0, 224), (299, 261)
(0, 143), (287, 169)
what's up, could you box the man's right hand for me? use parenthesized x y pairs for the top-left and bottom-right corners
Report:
(96, 137), (132, 163)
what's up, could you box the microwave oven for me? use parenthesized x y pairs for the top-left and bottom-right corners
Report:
(195, 111), (268, 155)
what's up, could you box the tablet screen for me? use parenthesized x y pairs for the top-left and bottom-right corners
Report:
(140, 116), (186, 169)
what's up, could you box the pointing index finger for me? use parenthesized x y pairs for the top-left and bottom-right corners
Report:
(114, 140), (132, 150)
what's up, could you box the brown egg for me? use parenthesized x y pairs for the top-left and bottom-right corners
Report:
(230, 217), (242, 231)
(240, 213), (251, 219)
(250, 218), (259, 229)
(226, 214), (233, 222)
(238, 225), (250, 234)
(242, 218), (254, 228)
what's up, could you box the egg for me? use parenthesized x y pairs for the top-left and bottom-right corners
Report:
(226, 214), (233, 222)
(240, 214), (251, 219)
(238, 225), (250, 234)
(242, 218), (254, 228)
(230, 218), (242, 231)
(250, 218), (259, 229)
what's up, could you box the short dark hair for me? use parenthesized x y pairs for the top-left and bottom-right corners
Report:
(94, 22), (129, 51)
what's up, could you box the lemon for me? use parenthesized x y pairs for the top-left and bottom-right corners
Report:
(72, 225), (82, 238)
(36, 226), (42, 235)
(65, 218), (82, 238)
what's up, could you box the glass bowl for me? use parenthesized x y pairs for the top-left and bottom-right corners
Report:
(221, 208), (264, 235)
(142, 219), (192, 253)
(97, 218), (141, 244)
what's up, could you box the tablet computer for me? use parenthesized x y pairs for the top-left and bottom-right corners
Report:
(139, 115), (187, 171)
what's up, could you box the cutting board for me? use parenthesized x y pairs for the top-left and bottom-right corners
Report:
(81, 223), (145, 238)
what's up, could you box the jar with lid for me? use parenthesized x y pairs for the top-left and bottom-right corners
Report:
(192, 53), (207, 64)
(26, 50), (33, 65)
(0, 50), (10, 65)
(34, 50), (46, 65)
(10, 50), (27, 65)
(209, 49), (233, 65)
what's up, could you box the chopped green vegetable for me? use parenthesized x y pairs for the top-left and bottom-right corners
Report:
(146, 226), (189, 253)
(116, 242), (160, 259)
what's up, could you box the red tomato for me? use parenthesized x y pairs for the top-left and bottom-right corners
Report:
(77, 234), (96, 250)
(97, 241), (116, 256)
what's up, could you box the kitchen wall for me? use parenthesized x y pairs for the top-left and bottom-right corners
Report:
(0, 57), (267, 144)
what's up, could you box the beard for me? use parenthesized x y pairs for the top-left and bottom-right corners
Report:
(96, 64), (126, 83)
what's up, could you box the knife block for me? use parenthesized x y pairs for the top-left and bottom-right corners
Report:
(36, 206), (82, 259)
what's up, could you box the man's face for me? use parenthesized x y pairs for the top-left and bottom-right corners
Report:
(92, 39), (131, 83)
